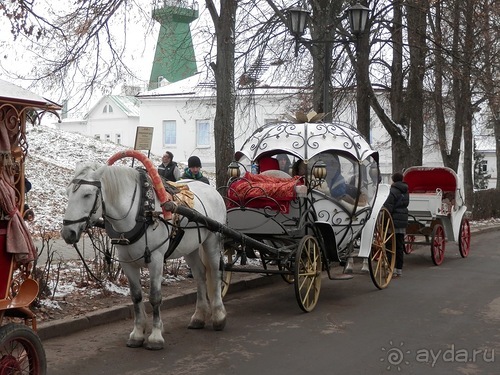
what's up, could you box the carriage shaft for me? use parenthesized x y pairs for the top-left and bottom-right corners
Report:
(162, 202), (282, 255)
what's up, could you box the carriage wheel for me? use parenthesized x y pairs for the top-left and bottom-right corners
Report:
(431, 224), (446, 266)
(221, 245), (235, 298)
(404, 234), (415, 254)
(458, 218), (471, 258)
(368, 207), (396, 290)
(0, 323), (46, 375)
(278, 262), (295, 284)
(294, 235), (322, 312)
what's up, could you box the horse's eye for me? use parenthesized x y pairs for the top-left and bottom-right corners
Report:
(83, 193), (93, 199)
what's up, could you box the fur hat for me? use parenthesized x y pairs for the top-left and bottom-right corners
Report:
(188, 156), (202, 168)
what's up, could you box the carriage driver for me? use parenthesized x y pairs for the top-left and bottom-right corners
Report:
(158, 151), (181, 182)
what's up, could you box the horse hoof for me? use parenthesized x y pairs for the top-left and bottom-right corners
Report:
(126, 339), (144, 348)
(213, 319), (226, 331)
(145, 342), (164, 351)
(188, 319), (205, 329)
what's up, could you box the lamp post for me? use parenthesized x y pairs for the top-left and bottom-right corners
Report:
(287, 2), (370, 121)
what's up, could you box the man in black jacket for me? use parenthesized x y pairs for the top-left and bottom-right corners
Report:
(383, 172), (410, 278)
(158, 151), (180, 182)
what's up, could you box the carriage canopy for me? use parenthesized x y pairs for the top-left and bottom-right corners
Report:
(235, 121), (379, 164)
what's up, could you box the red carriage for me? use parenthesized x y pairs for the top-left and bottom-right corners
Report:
(0, 79), (61, 374)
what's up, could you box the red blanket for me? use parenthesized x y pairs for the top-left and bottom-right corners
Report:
(227, 172), (303, 213)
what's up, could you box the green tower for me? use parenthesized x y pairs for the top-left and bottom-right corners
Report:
(149, 1), (199, 89)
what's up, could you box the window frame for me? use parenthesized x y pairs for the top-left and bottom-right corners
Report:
(196, 119), (211, 148)
(162, 120), (177, 146)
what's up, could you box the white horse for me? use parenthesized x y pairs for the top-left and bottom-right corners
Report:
(61, 162), (227, 350)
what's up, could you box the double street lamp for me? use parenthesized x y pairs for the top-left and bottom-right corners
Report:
(287, 3), (370, 121)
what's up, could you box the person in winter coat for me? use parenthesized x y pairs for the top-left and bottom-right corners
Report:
(182, 156), (209, 184)
(158, 151), (181, 182)
(383, 171), (410, 277)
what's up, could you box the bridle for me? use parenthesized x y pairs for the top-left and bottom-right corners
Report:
(62, 178), (102, 230)
(63, 169), (172, 265)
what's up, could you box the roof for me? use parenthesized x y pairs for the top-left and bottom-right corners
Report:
(85, 95), (140, 119)
(0, 78), (61, 110)
(137, 73), (215, 98)
(235, 120), (378, 163)
(475, 135), (496, 152)
(107, 95), (140, 117)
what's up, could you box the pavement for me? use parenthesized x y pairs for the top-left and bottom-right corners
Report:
(36, 220), (500, 341)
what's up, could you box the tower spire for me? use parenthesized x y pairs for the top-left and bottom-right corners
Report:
(149, 1), (199, 89)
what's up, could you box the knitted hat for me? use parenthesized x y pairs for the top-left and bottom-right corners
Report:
(188, 156), (202, 168)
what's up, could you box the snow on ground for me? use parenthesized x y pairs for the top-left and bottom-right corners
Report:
(24, 125), (203, 236)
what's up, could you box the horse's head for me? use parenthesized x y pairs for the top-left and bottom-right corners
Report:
(61, 162), (104, 244)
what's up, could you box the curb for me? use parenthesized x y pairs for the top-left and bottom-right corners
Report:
(38, 274), (280, 341)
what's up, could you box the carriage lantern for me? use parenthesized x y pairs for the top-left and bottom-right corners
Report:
(312, 160), (327, 181)
(227, 161), (241, 179)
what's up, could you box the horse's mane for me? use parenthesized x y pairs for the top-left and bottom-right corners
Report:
(73, 162), (101, 179)
(101, 166), (140, 207)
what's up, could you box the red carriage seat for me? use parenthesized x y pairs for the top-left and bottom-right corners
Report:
(258, 157), (279, 172)
(227, 172), (303, 213)
(404, 167), (457, 193)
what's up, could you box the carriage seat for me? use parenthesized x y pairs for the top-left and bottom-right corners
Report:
(227, 172), (303, 213)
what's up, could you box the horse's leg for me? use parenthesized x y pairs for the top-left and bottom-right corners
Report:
(184, 248), (210, 329)
(122, 264), (147, 348)
(361, 257), (369, 273)
(145, 254), (165, 350)
(200, 233), (227, 331)
(344, 257), (354, 274)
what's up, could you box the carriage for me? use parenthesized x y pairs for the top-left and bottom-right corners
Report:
(402, 166), (471, 265)
(0, 79), (60, 373)
(218, 117), (397, 312)
(61, 115), (397, 349)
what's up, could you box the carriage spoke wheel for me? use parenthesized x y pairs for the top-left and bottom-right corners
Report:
(294, 235), (322, 312)
(221, 245), (236, 298)
(458, 218), (471, 258)
(278, 262), (295, 284)
(404, 234), (415, 254)
(0, 323), (46, 375)
(431, 223), (446, 266)
(368, 207), (396, 290)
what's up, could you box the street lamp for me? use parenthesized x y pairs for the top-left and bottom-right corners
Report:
(287, 2), (370, 120)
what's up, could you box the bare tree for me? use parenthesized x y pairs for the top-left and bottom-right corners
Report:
(206, 0), (237, 188)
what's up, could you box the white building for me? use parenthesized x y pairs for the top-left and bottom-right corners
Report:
(58, 95), (140, 147)
(56, 73), (493, 187)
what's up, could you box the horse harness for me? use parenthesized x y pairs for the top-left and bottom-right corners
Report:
(64, 168), (208, 264)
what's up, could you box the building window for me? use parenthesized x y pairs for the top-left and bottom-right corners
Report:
(105, 134), (110, 142)
(196, 120), (210, 147)
(115, 134), (121, 144)
(102, 104), (114, 114)
(480, 161), (488, 173)
(162, 120), (176, 145)
(94, 134), (101, 140)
